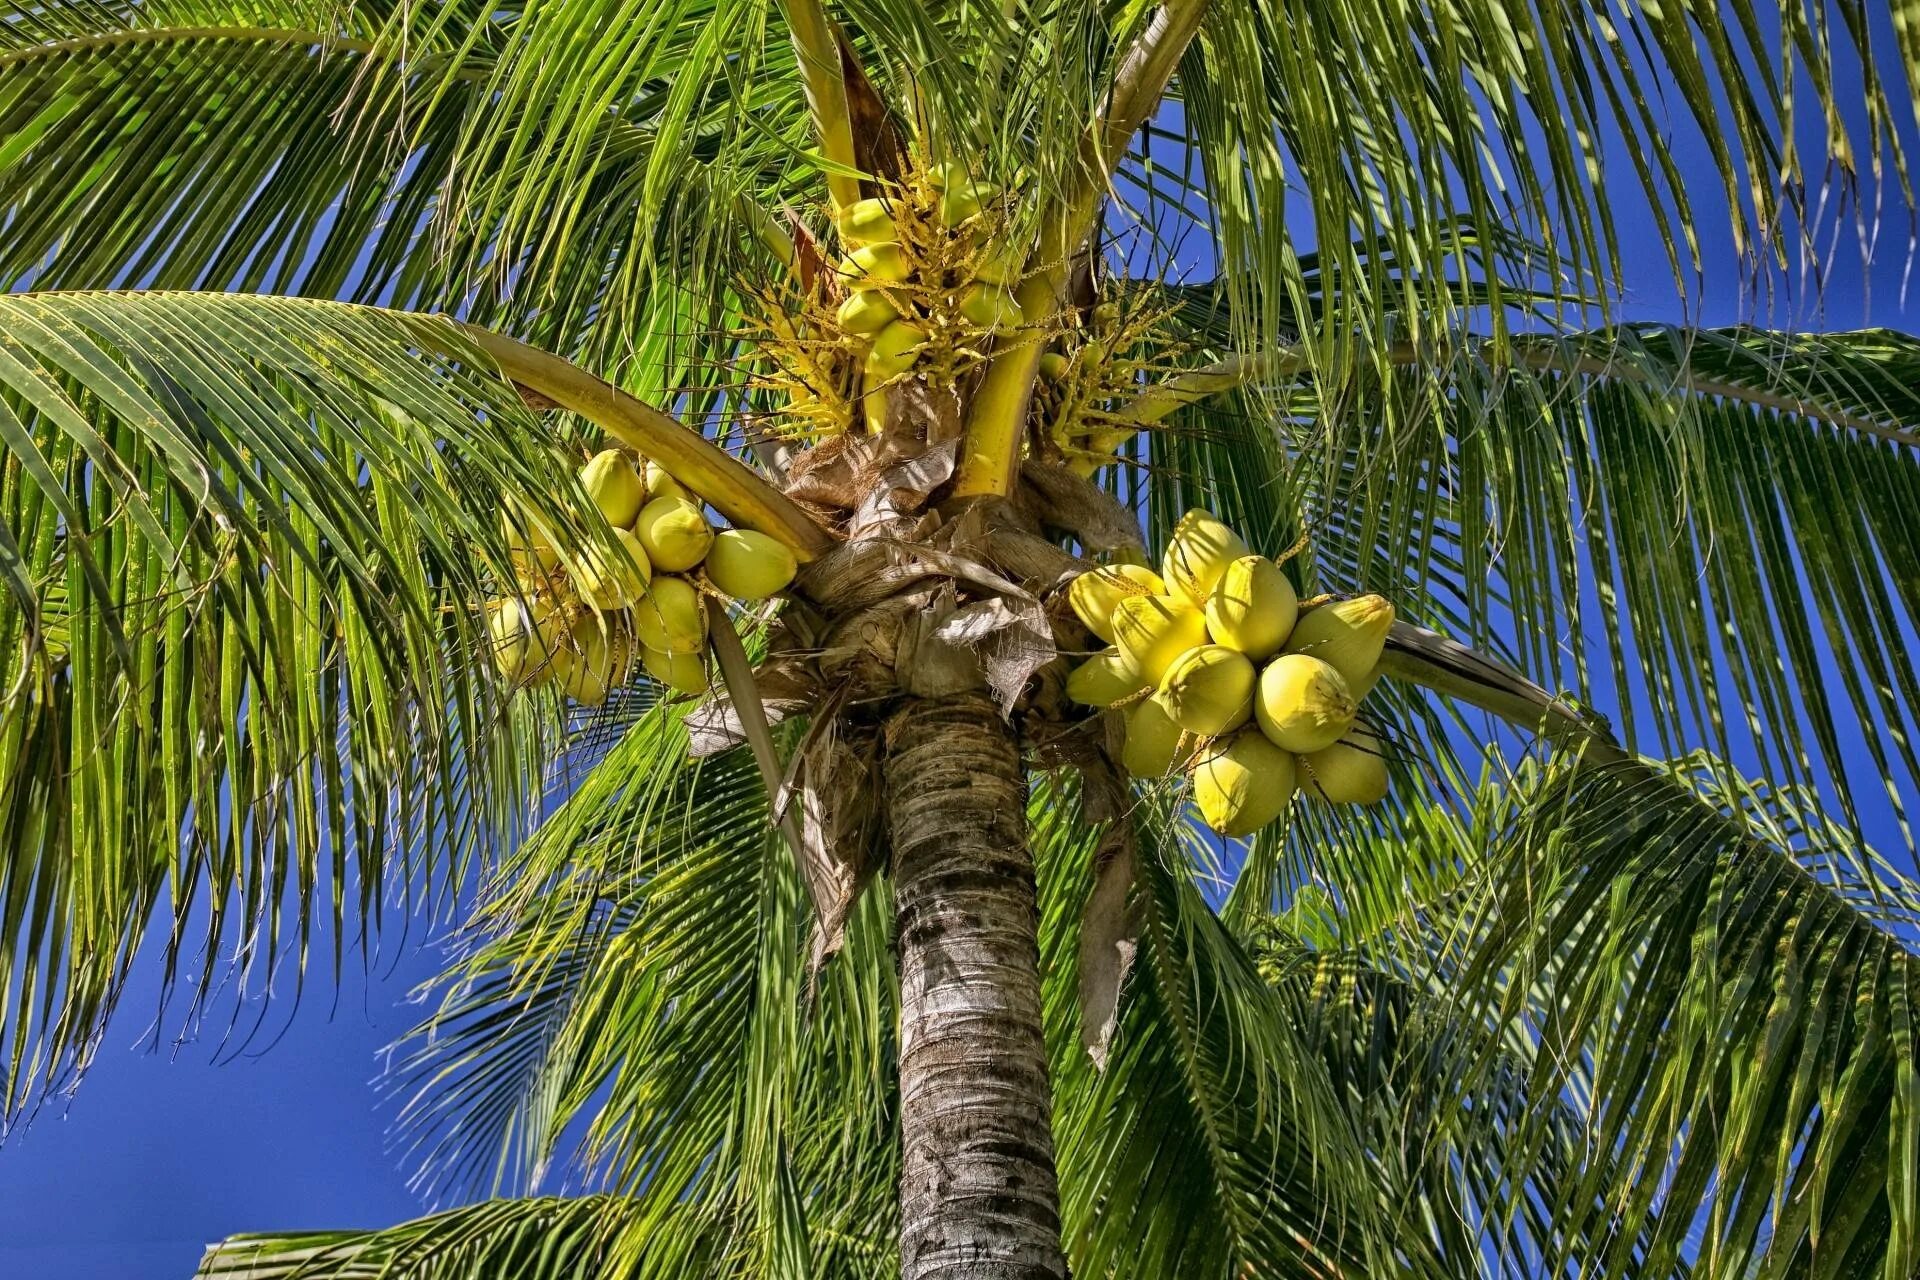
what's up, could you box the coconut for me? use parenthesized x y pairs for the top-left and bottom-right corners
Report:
(643, 461), (688, 505)
(1254, 653), (1356, 753)
(579, 448), (646, 527)
(1301, 728), (1388, 806)
(1066, 648), (1151, 708)
(865, 320), (928, 380)
(1284, 594), (1394, 688)
(939, 180), (996, 226)
(973, 243), (1025, 287)
(959, 283), (1022, 330)
(487, 598), (535, 683)
(1153, 644), (1255, 736)
(1038, 352), (1070, 381)
(633, 497), (713, 573)
(641, 644), (710, 696)
(1120, 697), (1192, 777)
(502, 505), (560, 580)
(1111, 595), (1209, 685)
(839, 242), (911, 289)
(704, 529), (797, 600)
(838, 289), (900, 335)
(1190, 729), (1297, 837)
(631, 575), (707, 654)
(561, 618), (631, 707)
(1068, 563), (1166, 643)
(836, 197), (899, 245)
(1162, 509), (1251, 607)
(570, 527), (654, 609)
(1205, 555), (1298, 658)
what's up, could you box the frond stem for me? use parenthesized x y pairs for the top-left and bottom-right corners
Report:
(779, 0), (862, 212)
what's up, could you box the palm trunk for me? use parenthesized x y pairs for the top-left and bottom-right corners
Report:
(884, 693), (1067, 1280)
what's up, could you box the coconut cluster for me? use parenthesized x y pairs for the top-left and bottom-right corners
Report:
(1065, 509), (1396, 836)
(487, 449), (798, 706)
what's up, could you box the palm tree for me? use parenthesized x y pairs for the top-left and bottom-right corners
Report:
(4, 0), (1920, 1274)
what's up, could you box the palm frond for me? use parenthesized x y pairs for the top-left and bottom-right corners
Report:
(1440, 752), (1920, 1280)
(0, 290), (603, 1131)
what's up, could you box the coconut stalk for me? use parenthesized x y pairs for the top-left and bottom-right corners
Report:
(781, 0), (864, 212)
(446, 322), (835, 560)
(951, 0), (1211, 498)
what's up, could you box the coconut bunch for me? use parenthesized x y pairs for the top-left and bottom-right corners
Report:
(820, 160), (1030, 430)
(1064, 509), (1397, 836)
(1035, 300), (1186, 477)
(486, 449), (798, 706)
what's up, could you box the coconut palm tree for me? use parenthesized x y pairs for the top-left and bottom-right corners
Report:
(4, 0), (1920, 1274)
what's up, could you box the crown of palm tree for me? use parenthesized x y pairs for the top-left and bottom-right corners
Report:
(4, 0), (1920, 1275)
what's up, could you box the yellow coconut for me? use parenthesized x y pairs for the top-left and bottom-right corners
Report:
(1162, 509), (1251, 607)
(641, 644), (710, 696)
(1120, 697), (1192, 777)
(1191, 729), (1298, 837)
(837, 289), (900, 335)
(633, 496), (714, 573)
(959, 282), (1023, 330)
(1111, 595), (1209, 684)
(487, 599), (535, 683)
(570, 527), (654, 609)
(704, 529), (797, 600)
(631, 575), (708, 654)
(1067, 563), (1166, 643)
(939, 180), (997, 226)
(1038, 351), (1071, 381)
(1205, 555), (1298, 658)
(1153, 644), (1256, 736)
(838, 242), (911, 289)
(561, 618), (631, 707)
(643, 461), (688, 505)
(579, 448), (646, 527)
(1066, 648), (1151, 708)
(865, 319), (929, 380)
(1284, 594), (1394, 688)
(836, 197), (899, 245)
(1301, 728), (1389, 806)
(1254, 653), (1356, 753)
(503, 506), (560, 578)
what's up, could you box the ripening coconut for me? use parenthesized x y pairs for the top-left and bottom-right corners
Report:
(1038, 352), (1070, 381)
(1111, 595), (1209, 684)
(939, 179), (996, 226)
(704, 529), (797, 600)
(643, 461), (688, 505)
(633, 497), (713, 573)
(503, 506), (560, 578)
(559, 618), (630, 706)
(836, 197), (899, 246)
(641, 644), (710, 696)
(1205, 555), (1298, 658)
(839, 242), (911, 289)
(838, 289), (900, 335)
(1284, 594), (1394, 689)
(567, 527), (653, 609)
(1254, 653), (1357, 753)
(1300, 728), (1389, 806)
(1154, 644), (1256, 736)
(1066, 648), (1151, 708)
(1162, 509), (1251, 607)
(579, 448), (647, 528)
(1121, 697), (1193, 777)
(1068, 563), (1165, 643)
(959, 283), (1022, 330)
(865, 320), (929, 380)
(488, 599), (535, 683)
(1191, 729), (1298, 837)
(632, 575), (707, 654)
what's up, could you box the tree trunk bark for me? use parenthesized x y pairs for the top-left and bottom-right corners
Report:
(884, 693), (1067, 1280)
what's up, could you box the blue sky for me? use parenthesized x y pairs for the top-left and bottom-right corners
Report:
(4, 22), (1920, 1280)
